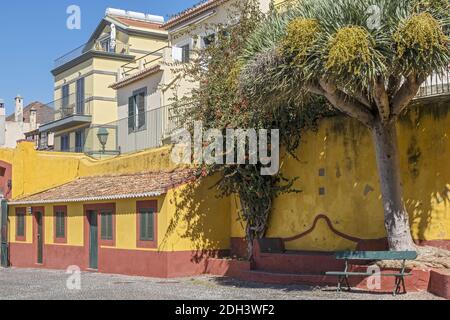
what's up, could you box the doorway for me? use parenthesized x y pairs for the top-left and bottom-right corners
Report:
(33, 208), (44, 264)
(87, 210), (98, 270)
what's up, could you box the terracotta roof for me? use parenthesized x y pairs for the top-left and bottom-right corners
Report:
(10, 169), (195, 205)
(6, 101), (54, 124)
(163, 0), (229, 30)
(113, 16), (163, 31)
(110, 65), (162, 90)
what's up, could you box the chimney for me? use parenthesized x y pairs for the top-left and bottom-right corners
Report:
(0, 99), (5, 146)
(15, 95), (24, 123)
(30, 107), (37, 131)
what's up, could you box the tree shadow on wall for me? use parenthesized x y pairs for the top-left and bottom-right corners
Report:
(407, 185), (450, 245)
(160, 176), (227, 266)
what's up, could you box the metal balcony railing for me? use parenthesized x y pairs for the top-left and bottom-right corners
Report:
(416, 66), (450, 99)
(44, 93), (93, 122)
(54, 39), (130, 69)
(78, 104), (183, 158)
(119, 46), (196, 79)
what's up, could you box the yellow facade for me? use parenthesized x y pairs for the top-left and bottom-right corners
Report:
(3, 101), (450, 253)
(48, 15), (168, 154)
(231, 101), (450, 251)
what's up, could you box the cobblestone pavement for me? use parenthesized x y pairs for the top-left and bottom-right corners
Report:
(0, 268), (442, 300)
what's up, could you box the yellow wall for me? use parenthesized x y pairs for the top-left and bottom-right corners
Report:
(8, 178), (230, 253)
(2, 101), (449, 253)
(231, 101), (450, 251)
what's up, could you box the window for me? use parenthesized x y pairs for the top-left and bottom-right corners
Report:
(61, 134), (70, 152)
(75, 130), (84, 153)
(181, 44), (190, 63)
(139, 208), (154, 241)
(54, 206), (67, 243)
(16, 209), (26, 241)
(76, 78), (85, 114)
(136, 201), (157, 248)
(61, 84), (69, 115)
(128, 88), (147, 133)
(100, 37), (113, 53)
(100, 210), (113, 240)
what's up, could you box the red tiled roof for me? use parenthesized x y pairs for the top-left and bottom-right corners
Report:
(110, 65), (162, 90)
(6, 101), (54, 124)
(10, 169), (195, 205)
(114, 16), (163, 31)
(163, 0), (229, 30)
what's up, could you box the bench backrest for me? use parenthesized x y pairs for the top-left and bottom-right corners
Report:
(335, 251), (418, 261)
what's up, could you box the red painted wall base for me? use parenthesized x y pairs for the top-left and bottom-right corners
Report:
(8, 242), (228, 278)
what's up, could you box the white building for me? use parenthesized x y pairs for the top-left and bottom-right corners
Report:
(0, 96), (54, 149)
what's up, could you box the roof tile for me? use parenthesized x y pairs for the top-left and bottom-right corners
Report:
(11, 169), (195, 205)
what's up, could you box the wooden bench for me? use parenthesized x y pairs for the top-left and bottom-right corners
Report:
(326, 251), (418, 295)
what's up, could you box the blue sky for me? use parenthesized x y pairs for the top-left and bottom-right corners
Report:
(0, 0), (199, 115)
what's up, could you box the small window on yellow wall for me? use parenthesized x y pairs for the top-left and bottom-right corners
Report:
(15, 208), (26, 242)
(136, 201), (158, 249)
(16, 213), (25, 237)
(54, 206), (67, 243)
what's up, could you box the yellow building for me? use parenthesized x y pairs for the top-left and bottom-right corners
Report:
(39, 8), (168, 156)
(0, 94), (449, 276)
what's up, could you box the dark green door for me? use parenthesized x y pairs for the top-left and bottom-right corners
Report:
(36, 212), (43, 264)
(88, 211), (98, 270)
(1, 200), (8, 267)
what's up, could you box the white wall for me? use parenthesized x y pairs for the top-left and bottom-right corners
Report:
(116, 72), (165, 153)
(2, 121), (31, 148)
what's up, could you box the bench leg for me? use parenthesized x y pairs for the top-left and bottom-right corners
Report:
(393, 277), (407, 296)
(337, 276), (351, 292)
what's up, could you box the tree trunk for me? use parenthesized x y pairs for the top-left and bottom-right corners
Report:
(371, 120), (415, 251)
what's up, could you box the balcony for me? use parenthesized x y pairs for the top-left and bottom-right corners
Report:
(115, 45), (195, 84)
(54, 38), (131, 71)
(77, 104), (183, 158)
(416, 66), (450, 100)
(39, 93), (93, 133)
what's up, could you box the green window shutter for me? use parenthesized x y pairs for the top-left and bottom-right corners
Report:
(108, 213), (113, 239)
(140, 210), (146, 240)
(101, 213), (106, 239)
(17, 214), (24, 237)
(56, 212), (66, 238)
(148, 210), (154, 241)
(137, 92), (146, 130)
(139, 208), (154, 241)
(128, 96), (135, 133)
(101, 211), (113, 240)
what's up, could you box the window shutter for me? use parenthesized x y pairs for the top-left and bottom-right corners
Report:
(101, 213), (107, 239)
(128, 96), (135, 133)
(137, 93), (146, 130)
(101, 211), (113, 240)
(108, 213), (113, 239)
(139, 209), (154, 241)
(140, 211), (146, 240)
(148, 210), (154, 241)
(56, 212), (66, 238)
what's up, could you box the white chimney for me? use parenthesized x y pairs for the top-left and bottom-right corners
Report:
(15, 95), (24, 123)
(30, 107), (37, 131)
(0, 99), (5, 147)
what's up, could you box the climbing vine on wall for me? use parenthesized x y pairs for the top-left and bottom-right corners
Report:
(170, 0), (335, 259)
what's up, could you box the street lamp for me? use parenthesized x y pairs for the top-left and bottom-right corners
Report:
(97, 127), (109, 154)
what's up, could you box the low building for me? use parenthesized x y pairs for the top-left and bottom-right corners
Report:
(0, 96), (53, 149)
(4, 143), (230, 277)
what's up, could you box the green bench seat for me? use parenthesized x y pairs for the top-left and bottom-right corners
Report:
(326, 251), (418, 296)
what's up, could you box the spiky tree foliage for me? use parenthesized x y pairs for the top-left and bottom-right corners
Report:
(240, 0), (450, 251)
